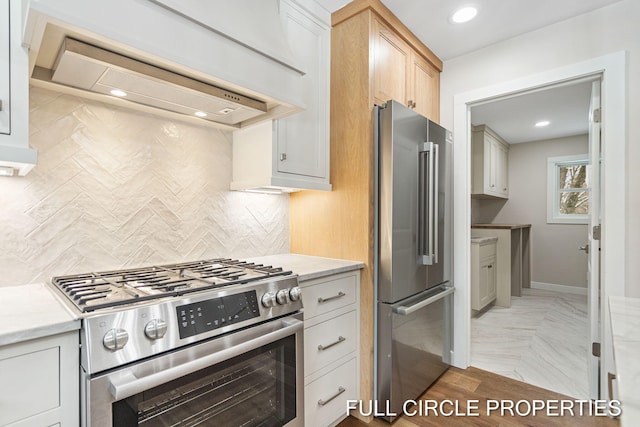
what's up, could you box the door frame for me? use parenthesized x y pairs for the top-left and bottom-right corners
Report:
(451, 51), (626, 399)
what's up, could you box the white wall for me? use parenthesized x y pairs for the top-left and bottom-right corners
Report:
(473, 135), (589, 288)
(441, 0), (639, 297)
(0, 86), (290, 287)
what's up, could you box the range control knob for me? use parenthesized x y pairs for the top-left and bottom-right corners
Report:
(103, 328), (129, 351)
(276, 289), (290, 305)
(144, 319), (168, 340)
(261, 292), (277, 308)
(288, 287), (302, 302)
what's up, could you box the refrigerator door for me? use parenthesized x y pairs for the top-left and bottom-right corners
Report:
(376, 285), (453, 422)
(426, 119), (452, 288)
(378, 101), (450, 303)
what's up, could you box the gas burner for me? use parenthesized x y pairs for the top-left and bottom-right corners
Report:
(51, 258), (292, 312)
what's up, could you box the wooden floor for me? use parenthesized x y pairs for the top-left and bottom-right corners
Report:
(337, 367), (620, 427)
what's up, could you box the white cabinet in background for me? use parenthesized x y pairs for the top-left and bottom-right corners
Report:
(301, 270), (360, 427)
(471, 238), (497, 311)
(471, 125), (509, 199)
(231, 0), (331, 192)
(0, 331), (79, 427)
(0, 0), (37, 175)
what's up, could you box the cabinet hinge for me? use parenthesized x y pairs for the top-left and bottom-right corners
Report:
(593, 108), (601, 123)
(280, 153), (287, 161)
(593, 225), (601, 241)
(0, 99), (3, 111)
(592, 342), (601, 357)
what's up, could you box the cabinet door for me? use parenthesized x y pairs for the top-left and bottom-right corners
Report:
(372, 18), (410, 107)
(1, 0), (10, 135)
(486, 257), (497, 303)
(276, 1), (329, 179)
(496, 143), (509, 196)
(478, 258), (497, 308)
(485, 135), (498, 194)
(409, 51), (439, 121)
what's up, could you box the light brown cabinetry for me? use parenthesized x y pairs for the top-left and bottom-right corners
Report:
(472, 125), (510, 199)
(289, 0), (442, 418)
(372, 17), (439, 120)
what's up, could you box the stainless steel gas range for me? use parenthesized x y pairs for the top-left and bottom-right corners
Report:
(50, 259), (304, 427)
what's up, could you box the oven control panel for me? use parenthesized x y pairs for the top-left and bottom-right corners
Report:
(176, 291), (260, 339)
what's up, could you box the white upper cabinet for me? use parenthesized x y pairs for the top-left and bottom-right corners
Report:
(0, 0), (38, 175)
(471, 124), (509, 199)
(231, 0), (331, 192)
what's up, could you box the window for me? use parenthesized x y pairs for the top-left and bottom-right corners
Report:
(547, 154), (590, 224)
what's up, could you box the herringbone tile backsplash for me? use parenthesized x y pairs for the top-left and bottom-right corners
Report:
(0, 87), (289, 287)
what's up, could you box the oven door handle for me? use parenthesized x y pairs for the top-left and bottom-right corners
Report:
(109, 317), (303, 401)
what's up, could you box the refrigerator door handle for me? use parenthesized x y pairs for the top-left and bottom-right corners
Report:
(418, 141), (435, 265)
(393, 286), (454, 316)
(433, 142), (439, 264)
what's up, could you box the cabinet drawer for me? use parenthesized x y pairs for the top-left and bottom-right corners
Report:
(305, 357), (357, 427)
(302, 274), (357, 319)
(305, 310), (356, 374)
(0, 346), (60, 426)
(479, 242), (496, 260)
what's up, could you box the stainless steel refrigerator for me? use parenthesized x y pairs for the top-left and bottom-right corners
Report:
(374, 100), (453, 422)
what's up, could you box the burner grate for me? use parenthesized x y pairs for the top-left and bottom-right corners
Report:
(51, 259), (291, 312)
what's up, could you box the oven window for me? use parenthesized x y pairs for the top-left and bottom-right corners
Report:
(112, 335), (297, 426)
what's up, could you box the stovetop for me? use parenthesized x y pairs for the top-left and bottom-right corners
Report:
(51, 258), (292, 313)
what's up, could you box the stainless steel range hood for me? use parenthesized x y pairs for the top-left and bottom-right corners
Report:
(48, 38), (267, 126)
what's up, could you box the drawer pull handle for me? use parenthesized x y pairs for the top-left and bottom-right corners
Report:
(318, 291), (345, 303)
(318, 386), (346, 406)
(318, 336), (346, 351)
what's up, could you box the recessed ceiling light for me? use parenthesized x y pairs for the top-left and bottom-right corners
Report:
(535, 120), (550, 127)
(194, 111), (207, 118)
(110, 89), (127, 97)
(0, 166), (17, 177)
(451, 6), (478, 24)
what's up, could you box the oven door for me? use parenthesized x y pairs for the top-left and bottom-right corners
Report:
(84, 313), (303, 427)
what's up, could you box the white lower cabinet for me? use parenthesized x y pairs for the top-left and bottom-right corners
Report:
(305, 357), (357, 427)
(471, 239), (498, 311)
(0, 331), (79, 427)
(301, 270), (360, 427)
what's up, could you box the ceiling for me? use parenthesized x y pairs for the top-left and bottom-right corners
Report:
(316, 0), (618, 144)
(470, 80), (594, 144)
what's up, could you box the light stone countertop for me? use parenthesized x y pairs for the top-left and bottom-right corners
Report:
(609, 296), (640, 425)
(0, 283), (80, 347)
(245, 253), (364, 282)
(0, 255), (362, 348)
(471, 236), (498, 244)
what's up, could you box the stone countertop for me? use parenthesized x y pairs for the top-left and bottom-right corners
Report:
(0, 255), (363, 348)
(471, 236), (498, 244)
(471, 223), (531, 229)
(245, 253), (364, 282)
(0, 283), (80, 347)
(609, 296), (640, 425)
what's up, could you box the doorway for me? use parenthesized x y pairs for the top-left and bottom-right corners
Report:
(450, 52), (626, 401)
(467, 78), (596, 399)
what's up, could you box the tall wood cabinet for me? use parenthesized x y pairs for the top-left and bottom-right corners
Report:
(371, 16), (440, 120)
(289, 0), (442, 419)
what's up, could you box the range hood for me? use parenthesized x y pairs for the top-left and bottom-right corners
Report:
(48, 38), (268, 126)
(23, 0), (307, 131)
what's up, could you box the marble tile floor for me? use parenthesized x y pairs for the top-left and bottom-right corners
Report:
(471, 288), (590, 399)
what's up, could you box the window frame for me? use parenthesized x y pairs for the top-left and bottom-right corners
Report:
(546, 154), (590, 224)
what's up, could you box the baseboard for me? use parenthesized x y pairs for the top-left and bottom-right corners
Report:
(530, 281), (588, 295)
